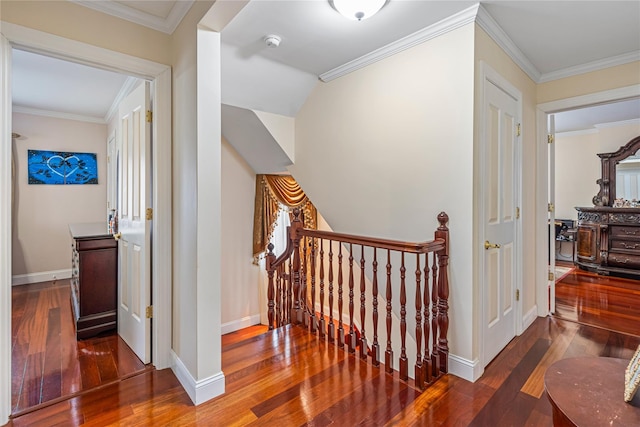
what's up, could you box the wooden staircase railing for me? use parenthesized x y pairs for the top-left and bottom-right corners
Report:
(265, 209), (449, 390)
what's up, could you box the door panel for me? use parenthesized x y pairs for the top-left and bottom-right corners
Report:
(117, 81), (151, 363)
(483, 80), (518, 366)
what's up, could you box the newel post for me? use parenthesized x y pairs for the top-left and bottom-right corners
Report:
(266, 243), (276, 330)
(435, 212), (449, 373)
(290, 208), (304, 324)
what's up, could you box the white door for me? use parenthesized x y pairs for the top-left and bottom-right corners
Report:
(483, 79), (519, 366)
(548, 115), (557, 314)
(117, 81), (151, 363)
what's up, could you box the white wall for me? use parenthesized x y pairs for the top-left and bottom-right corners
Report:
(292, 24), (476, 363)
(555, 122), (640, 219)
(221, 139), (260, 330)
(11, 112), (107, 280)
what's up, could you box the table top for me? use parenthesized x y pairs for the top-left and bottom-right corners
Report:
(544, 357), (640, 426)
(68, 222), (111, 239)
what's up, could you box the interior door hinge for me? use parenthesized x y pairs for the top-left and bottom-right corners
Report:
(516, 123), (521, 137)
(548, 203), (555, 213)
(146, 208), (153, 220)
(548, 272), (555, 281)
(516, 289), (520, 301)
(516, 207), (520, 219)
(146, 306), (153, 319)
(547, 134), (554, 144)
(146, 110), (152, 123)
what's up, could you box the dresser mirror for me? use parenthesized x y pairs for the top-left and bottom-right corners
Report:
(593, 135), (640, 206)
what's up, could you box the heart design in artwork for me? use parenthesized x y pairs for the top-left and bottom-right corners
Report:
(47, 155), (81, 178)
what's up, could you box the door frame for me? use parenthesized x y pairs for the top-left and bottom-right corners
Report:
(477, 62), (524, 372)
(535, 84), (640, 317)
(0, 22), (172, 422)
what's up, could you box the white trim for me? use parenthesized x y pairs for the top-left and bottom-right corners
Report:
(1, 32), (13, 426)
(71, 1), (194, 35)
(12, 105), (105, 124)
(556, 128), (599, 138)
(539, 51), (640, 83)
(477, 62), (524, 370)
(171, 351), (226, 406)
(1, 23), (173, 420)
(221, 314), (261, 335)
(448, 353), (482, 382)
(104, 76), (139, 124)
(595, 118), (640, 130)
(475, 4), (540, 83)
(12, 269), (71, 286)
(536, 85), (640, 319)
(522, 306), (538, 331)
(319, 3), (479, 82)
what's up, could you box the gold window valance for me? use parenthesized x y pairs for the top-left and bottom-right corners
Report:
(253, 174), (317, 257)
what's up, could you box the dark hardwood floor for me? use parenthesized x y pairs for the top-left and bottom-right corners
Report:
(6, 270), (640, 426)
(11, 280), (148, 416)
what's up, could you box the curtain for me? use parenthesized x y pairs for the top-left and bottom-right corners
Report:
(253, 174), (317, 257)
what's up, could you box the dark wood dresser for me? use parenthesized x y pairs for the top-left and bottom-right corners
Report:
(575, 207), (640, 278)
(69, 222), (117, 339)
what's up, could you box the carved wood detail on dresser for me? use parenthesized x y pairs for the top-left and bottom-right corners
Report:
(575, 207), (640, 278)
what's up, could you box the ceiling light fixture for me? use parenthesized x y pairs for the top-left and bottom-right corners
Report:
(329, 0), (388, 21)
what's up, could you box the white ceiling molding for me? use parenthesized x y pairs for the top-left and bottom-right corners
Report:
(104, 76), (141, 123)
(319, 3), (480, 82)
(475, 4), (541, 83)
(13, 105), (106, 124)
(538, 85), (640, 114)
(539, 51), (640, 83)
(71, 0), (194, 34)
(595, 118), (640, 129)
(556, 128), (599, 138)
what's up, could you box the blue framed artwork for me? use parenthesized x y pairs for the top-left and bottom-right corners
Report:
(28, 149), (98, 185)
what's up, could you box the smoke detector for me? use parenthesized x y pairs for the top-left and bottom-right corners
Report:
(264, 35), (281, 48)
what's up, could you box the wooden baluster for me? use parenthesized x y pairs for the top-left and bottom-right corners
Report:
(359, 246), (367, 360)
(385, 249), (393, 373)
(287, 258), (293, 325)
(319, 239), (326, 339)
(266, 243), (276, 330)
(337, 244), (345, 348)
(301, 238), (308, 327)
(414, 253), (423, 389)
(431, 250), (440, 376)
(436, 212), (450, 373)
(371, 248), (380, 366)
(328, 241), (335, 342)
(348, 243), (356, 353)
(310, 238), (317, 334)
(423, 253), (432, 383)
(291, 211), (302, 324)
(399, 251), (408, 380)
(276, 265), (282, 327)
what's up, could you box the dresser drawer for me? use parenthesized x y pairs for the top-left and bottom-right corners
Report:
(610, 226), (640, 240)
(76, 237), (117, 251)
(610, 239), (640, 253)
(608, 252), (640, 269)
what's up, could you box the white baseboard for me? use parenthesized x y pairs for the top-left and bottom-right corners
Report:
(170, 350), (225, 406)
(448, 353), (482, 382)
(522, 305), (538, 331)
(221, 314), (261, 335)
(12, 269), (71, 286)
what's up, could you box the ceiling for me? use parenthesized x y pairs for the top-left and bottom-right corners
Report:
(10, 0), (640, 131)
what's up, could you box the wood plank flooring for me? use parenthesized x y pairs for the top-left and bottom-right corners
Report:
(6, 270), (640, 426)
(7, 315), (640, 426)
(554, 265), (640, 337)
(11, 280), (148, 416)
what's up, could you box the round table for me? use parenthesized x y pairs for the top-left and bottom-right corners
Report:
(544, 357), (640, 426)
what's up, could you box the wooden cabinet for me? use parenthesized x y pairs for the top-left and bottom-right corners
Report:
(69, 222), (117, 339)
(575, 207), (640, 278)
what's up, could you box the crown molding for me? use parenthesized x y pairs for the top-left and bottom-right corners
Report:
(595, 117), (640, 129)
(475, 4), (541, 83)
(539, 51), (640, 83)
(71, 0), (194, 34)
(319, 3), (480, 82)
(12, 105), (106, 124)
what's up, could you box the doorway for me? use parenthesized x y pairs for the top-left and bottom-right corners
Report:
(1, 25), (172, 422)
(536, 88), (640, 315)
